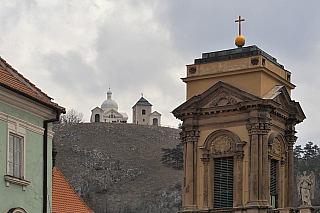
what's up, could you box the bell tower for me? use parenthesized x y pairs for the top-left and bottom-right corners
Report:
(172, 16), (305, 213)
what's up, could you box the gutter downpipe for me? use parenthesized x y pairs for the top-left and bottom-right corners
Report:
(43, 111), (61, 213)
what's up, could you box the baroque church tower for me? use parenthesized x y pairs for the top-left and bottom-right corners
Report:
(172, 16), (305, 213)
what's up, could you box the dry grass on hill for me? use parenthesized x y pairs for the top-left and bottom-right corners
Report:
(53, 122), (182, 213)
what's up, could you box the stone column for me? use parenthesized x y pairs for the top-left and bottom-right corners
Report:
(181, 130), (200, 211)
(201, 153), (210, 210)
(246, 109), (270, 207)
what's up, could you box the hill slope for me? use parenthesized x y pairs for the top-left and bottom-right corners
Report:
(53, 122), (182, 213)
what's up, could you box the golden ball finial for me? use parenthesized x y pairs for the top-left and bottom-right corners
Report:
(235, 35), (245, 47)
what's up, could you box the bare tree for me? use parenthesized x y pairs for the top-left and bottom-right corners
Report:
(60, 109), (84, 123)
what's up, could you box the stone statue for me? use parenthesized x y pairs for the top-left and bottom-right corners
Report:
(297, 171), (315, 206)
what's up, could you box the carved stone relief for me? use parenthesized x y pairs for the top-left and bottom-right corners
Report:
(189, 67), (197, 74)
(271, 137), (281, 157)
(210, 92), (238, 106)
(210, 135), (235, 154)
(251, 58), (259, 66)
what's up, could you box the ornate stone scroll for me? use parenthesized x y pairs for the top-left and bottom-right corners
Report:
(297, 171), (315, 206)
(210, 135), (235, 154)
(210, 92), (237, 107)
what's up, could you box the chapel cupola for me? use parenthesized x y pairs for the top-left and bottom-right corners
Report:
(101, 88), (118, 111)
(90, 87), (128, 123)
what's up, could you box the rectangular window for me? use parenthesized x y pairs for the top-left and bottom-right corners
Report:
(270, 159), (277, 208)
(214, 156), (234, 208)
(3, 115), (30, 190)
(8, 134), (23, 179)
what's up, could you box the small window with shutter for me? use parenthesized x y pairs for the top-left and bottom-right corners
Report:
(214, 156), (234, 208)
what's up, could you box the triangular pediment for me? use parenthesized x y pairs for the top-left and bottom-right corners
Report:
(91, 106), (104, 112)
(150, 111), (161, 116)
(103, 108), (122, 116)
(173, 81), (260, 111)
(262, 86), (291, 110)
(262, 85), (306, 121)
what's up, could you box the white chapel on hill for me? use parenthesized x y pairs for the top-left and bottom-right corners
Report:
(132, 95), (161, 126)
(90, 88), (128, 123)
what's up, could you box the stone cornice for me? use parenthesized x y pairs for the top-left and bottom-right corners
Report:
(0, 86), (57, 120)
(0, 111), (54, 138)
(173, 87), (305, 127)
(174, 99), (279, 120)
(182, 67), (295, 89)
(0, 111), (44, 134)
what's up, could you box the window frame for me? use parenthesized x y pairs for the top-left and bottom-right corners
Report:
(213, 156), (234, 208)
(8, 134), (23, 178)
(200, 129), (246, 209)
(142, 109), (146, 115)
(5, 120), (30, 190)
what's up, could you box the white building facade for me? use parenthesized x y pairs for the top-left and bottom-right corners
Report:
(90, 89), (128, 123)
(132, 96), (161, 126)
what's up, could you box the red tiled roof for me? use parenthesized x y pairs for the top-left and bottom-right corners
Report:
(0, 56), (65, 111)
(52, 167), (94, 213)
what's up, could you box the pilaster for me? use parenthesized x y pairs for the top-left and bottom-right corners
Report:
(181, 129), (200, 211)
(285, 123), (297, 208)
(201, 153), (210, 210)
(235, 141), (246, 207)
(246, 109), (271, 207)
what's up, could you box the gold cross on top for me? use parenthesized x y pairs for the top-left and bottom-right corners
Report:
(235, 15), (245, 36)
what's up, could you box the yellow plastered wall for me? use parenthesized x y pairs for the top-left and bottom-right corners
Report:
(184, 57), (294, 100)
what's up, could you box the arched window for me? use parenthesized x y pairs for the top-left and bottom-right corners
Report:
(153, 118), (158, 126)
(201, 129), (245, 209)
(95, 114), (100, 122)
(142, 109), (146, 115)
(8, 207), (27, 213)
(268, 132), (286, 208)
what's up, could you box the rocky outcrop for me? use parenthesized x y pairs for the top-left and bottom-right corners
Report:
(53, 122), (182, 213)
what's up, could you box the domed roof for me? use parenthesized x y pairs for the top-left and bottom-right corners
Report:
(101, 99), (118, 109)
(101, 89), (118, 110)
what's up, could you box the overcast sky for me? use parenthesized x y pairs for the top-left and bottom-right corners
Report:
(1, 0), (320, 147)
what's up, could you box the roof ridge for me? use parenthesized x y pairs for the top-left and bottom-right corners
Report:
(133, 96), (152, 107)
(0, 56), (52, 101)
(0, 56), (65, 111)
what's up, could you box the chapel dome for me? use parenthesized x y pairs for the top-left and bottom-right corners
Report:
(101, 89), (118, 110)
(101, 99), (118, 109)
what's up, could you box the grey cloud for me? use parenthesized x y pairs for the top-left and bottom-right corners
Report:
(0, 0), (319, 144)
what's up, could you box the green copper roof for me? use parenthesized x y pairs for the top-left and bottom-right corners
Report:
(195, 45), (284, 69)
